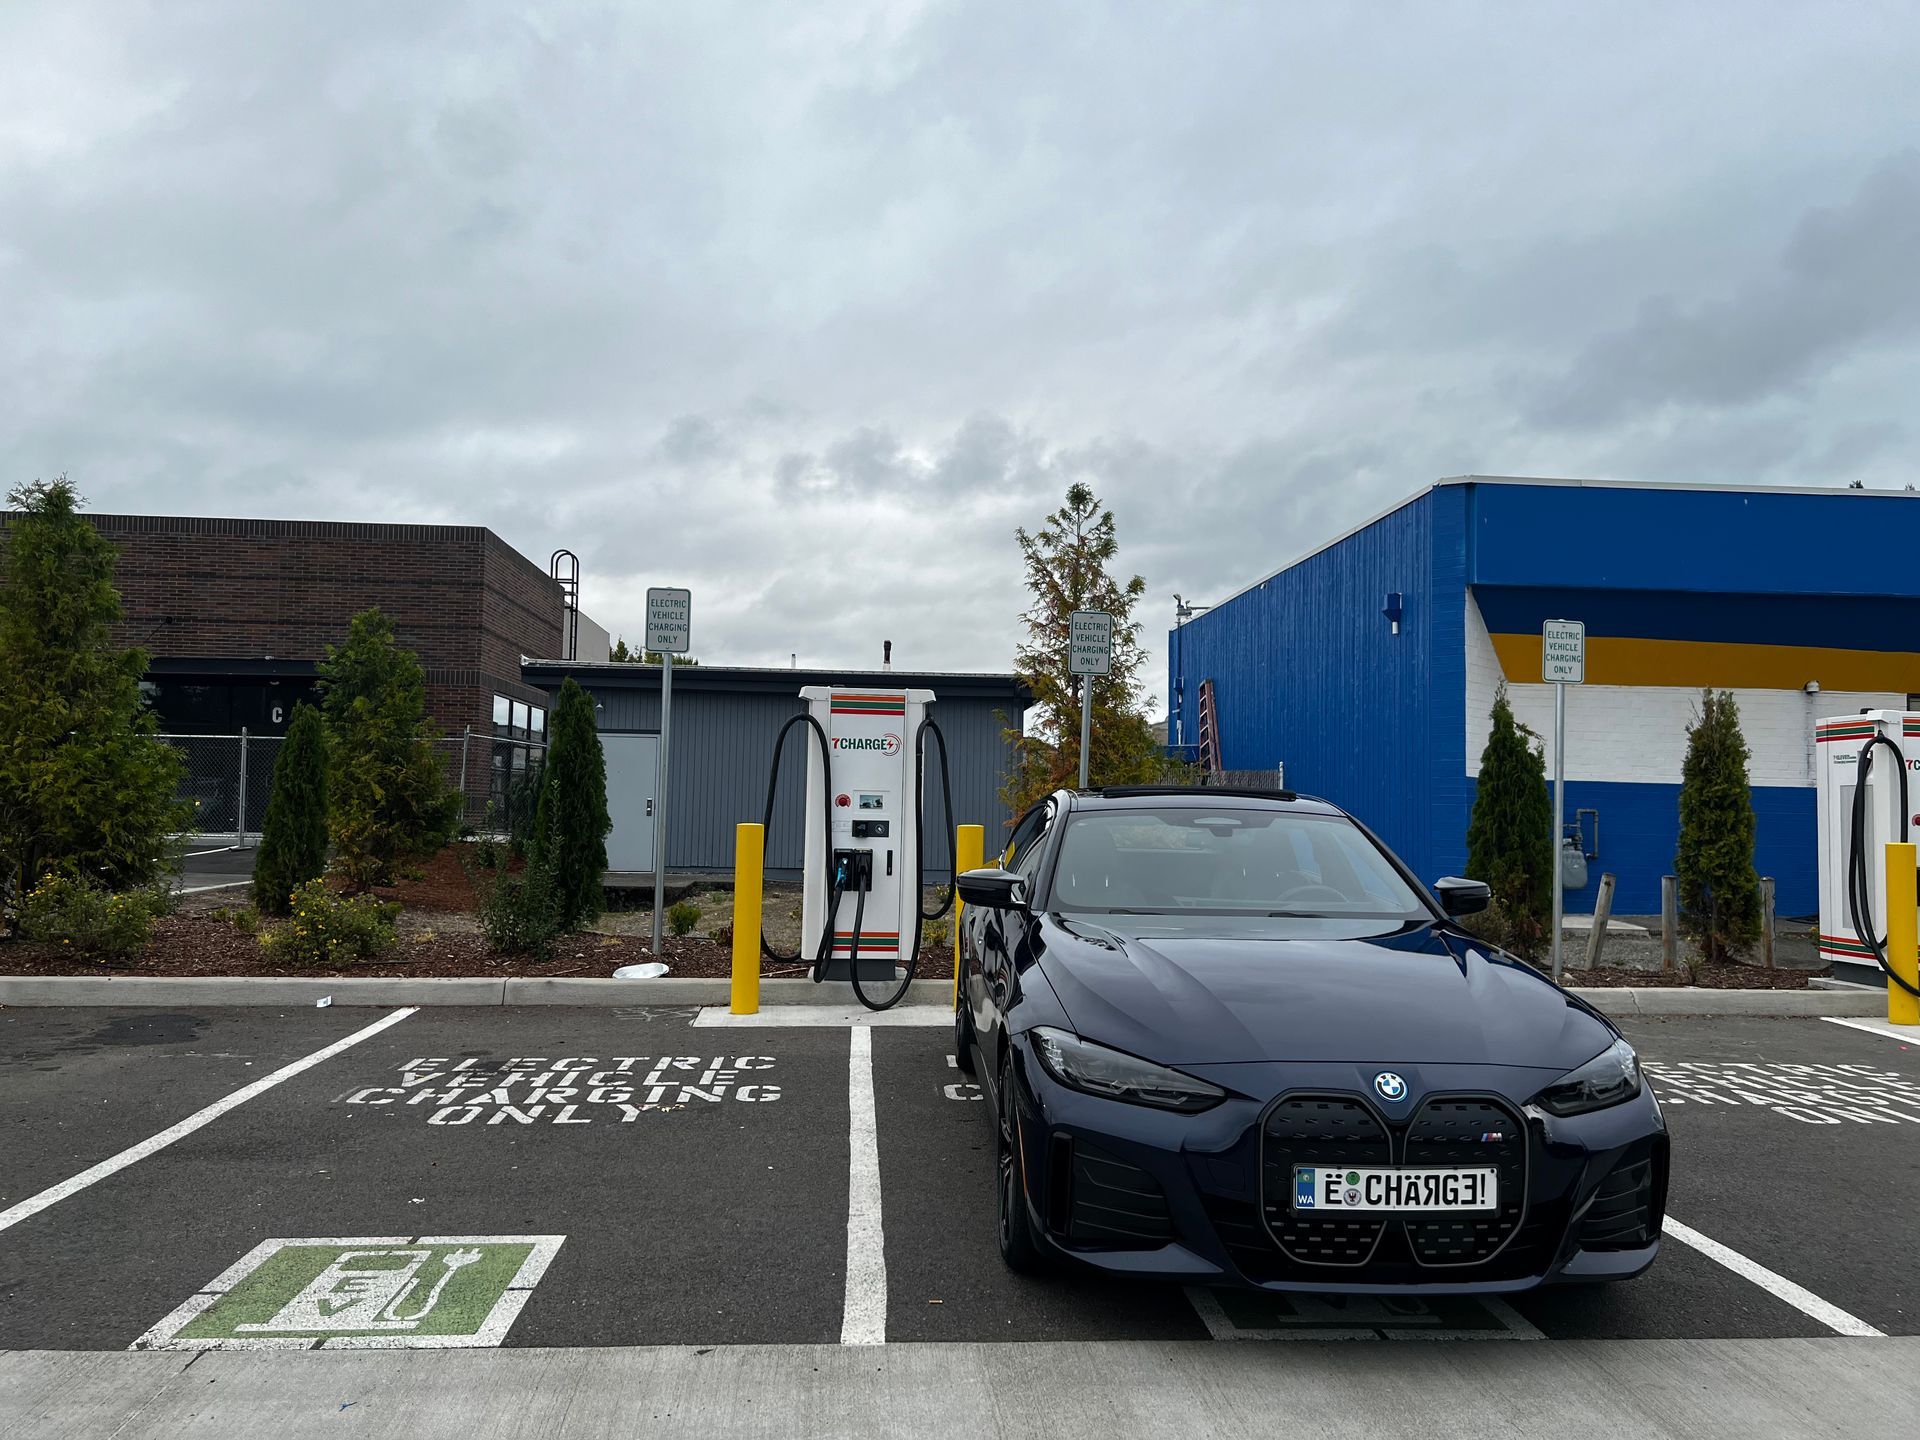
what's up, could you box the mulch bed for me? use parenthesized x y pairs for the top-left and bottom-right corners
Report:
(1547, 961), (1823, 990)
(0, 918), (768, 981)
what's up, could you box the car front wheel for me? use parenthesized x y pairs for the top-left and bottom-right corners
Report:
(996, 1050), (1046, 1274)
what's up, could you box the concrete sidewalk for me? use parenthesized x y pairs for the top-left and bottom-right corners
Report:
(0, 973), (1893, 1017)
(3, 1337), (1913, 1439)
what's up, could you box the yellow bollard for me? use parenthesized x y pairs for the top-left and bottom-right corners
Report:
(1887, 842), (1919, 1026)
(953, 824), (985, 1010)
(732, 823), (764, 1015)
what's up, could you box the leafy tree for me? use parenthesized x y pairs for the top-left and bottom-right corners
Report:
(1002, 483), (1165, 815)
(318, 608), (459, 889)
(1464, 685), (1553, 959)
(610, 636), (697, 665)
(527, 677), (611, 928)
(1676, 688), (1761, 965)
(253, 703), (329, 915)
(0, 478), (186, 917)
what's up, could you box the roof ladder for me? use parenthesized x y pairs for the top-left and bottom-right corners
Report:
(1196, 678), (1223, 775)
(549, 549), (580, 662)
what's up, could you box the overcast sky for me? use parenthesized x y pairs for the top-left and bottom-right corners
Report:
(4, 3), (1918, 711)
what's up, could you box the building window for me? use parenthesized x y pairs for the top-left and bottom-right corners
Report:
(492, 694), (511, 728)
(529, 706), (546, 737)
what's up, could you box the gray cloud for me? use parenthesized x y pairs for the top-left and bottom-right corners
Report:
(1529, 152), (1920, 427)
(4, 2), (1920, 712)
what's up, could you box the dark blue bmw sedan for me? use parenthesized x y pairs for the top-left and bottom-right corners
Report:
(954, 786), (1667, 1293)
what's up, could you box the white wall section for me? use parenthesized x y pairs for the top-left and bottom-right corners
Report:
(1461, 592), (1900, 787)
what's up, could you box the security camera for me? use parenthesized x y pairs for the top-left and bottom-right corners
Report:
(1803, 681), (1821, 695)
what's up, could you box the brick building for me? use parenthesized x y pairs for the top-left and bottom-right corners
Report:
(76, 514), (583, 743)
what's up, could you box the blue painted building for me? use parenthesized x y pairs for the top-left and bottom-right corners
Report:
(1167, 477), (1920, 916)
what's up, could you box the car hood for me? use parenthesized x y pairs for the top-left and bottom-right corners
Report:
(1034, 914), (1612, 1069)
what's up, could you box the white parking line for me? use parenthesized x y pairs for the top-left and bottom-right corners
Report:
(1822, 1016), (1920, 1046)
(841, 1026), (888, 1345)
(0, 1007), (418, 1237)
(1662, 1216), (1884, 1337)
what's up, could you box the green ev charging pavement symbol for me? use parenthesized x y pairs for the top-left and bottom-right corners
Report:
(132, 1235), (564, 1350)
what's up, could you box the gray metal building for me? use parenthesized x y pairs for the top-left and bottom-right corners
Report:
(519, 661), (1032, 879)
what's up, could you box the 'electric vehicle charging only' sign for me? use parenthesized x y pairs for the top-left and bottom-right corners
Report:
(1070, 610), (1114, 676)
(1542, 619), (1584, 684)
(646, 588), (692, 653)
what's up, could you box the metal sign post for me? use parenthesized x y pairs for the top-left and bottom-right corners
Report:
(646, 587), (692, 956)
(1542, 619), (1585, 982)
(1069, 611), (1114, 790)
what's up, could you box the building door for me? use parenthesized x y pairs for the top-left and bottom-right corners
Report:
(602, 733), (660, 875)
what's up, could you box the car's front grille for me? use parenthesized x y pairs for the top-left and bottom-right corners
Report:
(1060, 1139), (1173, 1245)
(1248, 1090), (1535, 1276)
(1401, 1098), (1527, 1265)
(1260, 1096), (1392, 1267)
(1577, 1141), (1667, 1251)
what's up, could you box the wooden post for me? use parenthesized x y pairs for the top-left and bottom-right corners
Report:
(1661, 875), (1678, 974)
(1761, 876), (1776, 971)
(1584, 873), (1617, 972)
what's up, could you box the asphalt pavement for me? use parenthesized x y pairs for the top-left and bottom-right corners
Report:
(3, 1003), (1919, 1435)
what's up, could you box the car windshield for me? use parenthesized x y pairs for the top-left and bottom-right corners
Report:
(1048, 807), (1429, 919)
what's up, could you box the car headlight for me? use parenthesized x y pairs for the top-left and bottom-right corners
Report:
(1030, 1026), (1225, 1113)
(1533, 1038), (1641, 1116)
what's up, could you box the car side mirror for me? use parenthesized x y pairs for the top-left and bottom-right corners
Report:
(1433, 876), (1491, 917)
(958, 867), (1026, 911)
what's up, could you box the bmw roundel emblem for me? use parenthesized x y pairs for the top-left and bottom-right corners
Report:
(1373, 1071), (1408, 1102)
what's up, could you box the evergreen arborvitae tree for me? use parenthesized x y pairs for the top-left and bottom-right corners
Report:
(1675, 688), (1761, 965)
(1464, 685), (1554, 958)
(1002, 483), (1165, 814)
(528, 677), (610, 929)
(253, 703), (330, 915)
(318, 608), (459, 889)
(0, 478), (186, 913)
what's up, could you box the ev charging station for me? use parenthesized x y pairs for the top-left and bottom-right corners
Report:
(757, 684), (954, 1010)
(800, 686), (933, 985)
(1814, 709), (1920, 1017)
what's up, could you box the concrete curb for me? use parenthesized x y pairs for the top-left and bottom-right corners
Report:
(0, 974), (953, 1008)
(1568, 986), (1887, 1017)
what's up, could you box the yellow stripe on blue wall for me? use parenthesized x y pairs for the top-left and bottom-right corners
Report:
(1489, 633), (1920, 690)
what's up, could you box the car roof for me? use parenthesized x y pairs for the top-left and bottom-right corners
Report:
(1066, 786), (1345, 818)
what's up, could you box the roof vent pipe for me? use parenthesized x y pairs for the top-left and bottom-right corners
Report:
(883, 640), (893, 672)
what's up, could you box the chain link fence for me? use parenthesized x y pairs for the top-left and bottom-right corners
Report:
(156, 730), (547, 843)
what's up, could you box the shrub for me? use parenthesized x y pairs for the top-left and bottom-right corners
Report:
(1676, 689), (1762, 966)
(16, 876), (169, 959)
(1464, 685), (1554, 960)
(668, 900), (701, 936)
(1, 478), (189, 915)
(473, 833), (501, 869)
(528, 678), (611, 929)
(253, 702), (330, 916)
(320, 608), (460, 889)
(921, 914), (952, 951)
(260, 879), (398, 967)
(479, 866), (563, 959)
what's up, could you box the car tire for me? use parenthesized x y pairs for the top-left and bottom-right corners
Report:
(996, 1050), (1047, 1275)
(953, 988), (977, 1075)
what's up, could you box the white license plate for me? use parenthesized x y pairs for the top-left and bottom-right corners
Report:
(1292, 1166), (1498, 1212)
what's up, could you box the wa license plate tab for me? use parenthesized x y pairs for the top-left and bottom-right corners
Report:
(1293, 1166), (1498, 1212)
